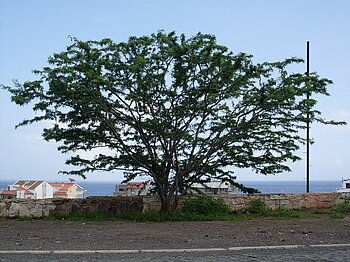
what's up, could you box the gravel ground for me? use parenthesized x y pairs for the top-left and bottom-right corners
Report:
(0, 217), (350, 251)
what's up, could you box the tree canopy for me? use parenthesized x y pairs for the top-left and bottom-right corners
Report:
(3, 31), (343, 211)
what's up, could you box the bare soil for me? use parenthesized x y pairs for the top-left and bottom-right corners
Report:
(1, 216), (350, 251)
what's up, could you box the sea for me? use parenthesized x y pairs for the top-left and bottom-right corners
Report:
(0, 180), (343, 197)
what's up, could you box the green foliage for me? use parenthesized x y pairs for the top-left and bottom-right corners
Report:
(2, 31), (345, 211)
(181, 195), (231, 215)
(246, 199), (270, 215)
(43, 199), (350, 222)
(330, 213), (345, 219)
(118, 210), (245, 222)
(331, 201), (350, 213)
(271, 208), (301, 218)
(243, 199), (302, 218)
(311, 202), (350, 218)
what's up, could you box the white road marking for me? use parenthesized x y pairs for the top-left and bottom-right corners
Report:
(0, 243), (349, 254)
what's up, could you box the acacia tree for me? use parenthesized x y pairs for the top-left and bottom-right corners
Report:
(3, 32), (342, 211)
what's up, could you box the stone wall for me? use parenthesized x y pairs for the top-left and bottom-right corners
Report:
(0, 196), (144, 218)
(51, 196), (144, 216)
(0, 199), (56, 218)
(141, 192), (350, 212)
(1, 192), (350, 218)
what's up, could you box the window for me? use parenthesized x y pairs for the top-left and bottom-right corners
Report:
(119, 188), (125, 191)
(346, 183), (350, 189)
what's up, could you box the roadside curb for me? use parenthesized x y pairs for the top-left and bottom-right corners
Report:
(1, 243), (350, 254)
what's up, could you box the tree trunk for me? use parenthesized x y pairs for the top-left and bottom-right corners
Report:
(159, 193), (177, 212)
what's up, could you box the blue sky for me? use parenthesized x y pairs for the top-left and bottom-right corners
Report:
(1, 0), (349, 182)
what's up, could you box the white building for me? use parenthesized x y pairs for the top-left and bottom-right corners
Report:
(113, 182), (151, 196)
(336, 179), (350, 193)
(49, 183), (85, 199)
(7, 180), (84, 199)
(9, 181), (54, 199)
(188, 181), (238, 194)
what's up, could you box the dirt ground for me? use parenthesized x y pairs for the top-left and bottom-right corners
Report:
(0, 216), (350, 251)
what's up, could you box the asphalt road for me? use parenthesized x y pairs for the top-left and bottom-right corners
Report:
(1, 218), (349, 261)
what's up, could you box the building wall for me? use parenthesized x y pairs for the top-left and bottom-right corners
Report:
(34, 184), (43, 199)
(1, 192), (350, 218)
(45, 183), (54, 198)
(35, 182), (53, 199)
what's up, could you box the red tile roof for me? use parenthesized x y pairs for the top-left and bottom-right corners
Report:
(49, 183), (64, 187)
(15, 186), (33, 194)
(49, 183), (74, 191)
(0, 190), (16, 195)
(58, 183), (74, 191)
(126, 182), (145, 189)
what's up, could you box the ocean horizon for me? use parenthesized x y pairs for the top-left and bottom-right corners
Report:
(0, 179), (343, 197)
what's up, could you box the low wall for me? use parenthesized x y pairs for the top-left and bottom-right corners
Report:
(143, 192), (350, 212)
(0, 196), (144, 218)
(1, 192), (350, 218)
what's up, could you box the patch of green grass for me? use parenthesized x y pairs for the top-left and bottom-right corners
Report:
(118, 210), (250, 222)
(331, 202), (350, 213)
(311, 208), (331, 215)
(245, 199), (270, 216)
(182, 195), (231, 215)
(310, 202), (350, 217)
(330, 213), (346, 219)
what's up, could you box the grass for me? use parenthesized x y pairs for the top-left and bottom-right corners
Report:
(311, 201), (350, 219)
(118, 210), (249, 222)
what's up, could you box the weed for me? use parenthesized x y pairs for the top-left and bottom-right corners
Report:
(331, 202), (350, 213)
(330, 213), (346, 219)
(311, 208), (331, 215)
(182, 195), (231, 215)
(246, 199), (270, 216)
(272, 209), (301, 218)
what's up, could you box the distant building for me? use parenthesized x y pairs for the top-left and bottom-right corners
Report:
(8, 181), (53, 199)
(113, 182), (151, 196)
(0, 189), (16, 200)
(188, 181), (238, 194)
(49, 183), (85, 199)
(336, 178), (350, 193)
(3, 180), (85, 199)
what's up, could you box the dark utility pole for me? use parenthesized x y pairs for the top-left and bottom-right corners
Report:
(306, 41), (310, 193)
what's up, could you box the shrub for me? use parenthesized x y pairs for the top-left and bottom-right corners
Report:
(272, 208), (301, 218)
(331, 201), (350, 213)
(246, 199), (270, 215)
(181, 195), (231, 215)
(330, 213), (345, 219)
